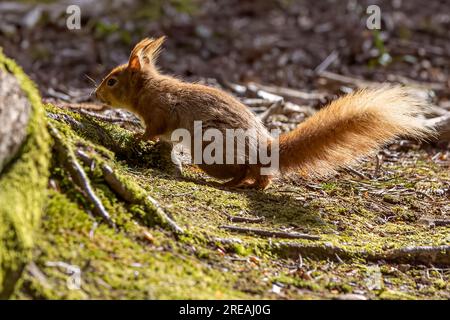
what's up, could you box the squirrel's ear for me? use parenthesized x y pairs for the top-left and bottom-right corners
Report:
(128, 55), (141, 72)
(128, 38), (153, 71)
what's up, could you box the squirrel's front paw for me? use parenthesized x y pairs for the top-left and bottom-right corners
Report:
(134, 131), (159, 143)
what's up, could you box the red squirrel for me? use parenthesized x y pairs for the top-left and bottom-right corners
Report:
(95, 37), (434, 189)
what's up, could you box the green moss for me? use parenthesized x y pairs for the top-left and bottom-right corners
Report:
(379, 289), (417, 300)
(231, 243), (252, 256)
(0, 49), (51, 298)
(274, 274), (322, 292)
(16, 191), (250, 299)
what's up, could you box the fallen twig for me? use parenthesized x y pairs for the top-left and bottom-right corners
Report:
(315, 50), (339, 74)
(241, 98), (274, 107)
(258, 100), (284, 122)
(219, 225), (320, 240)
(414, 190), (434, 201)
(345, 167), (369, 180)
(283, 101), (316, 116)
(46, 88), (71, 101)
(247, 83), (284, 103)
(374, 154), (383, 178)
(317, 71), (373, 88)
(318, 70), (446, 93)
(217, 78), (247, 95)
(211, 237), (243, 245)
(225, 213), (264, 223)
(45, 261), (81, 290)
(244, 82), (285, 122)
(247, 82), (326, 100)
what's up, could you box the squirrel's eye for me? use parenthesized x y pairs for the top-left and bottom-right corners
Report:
(107, 78), (117, 87)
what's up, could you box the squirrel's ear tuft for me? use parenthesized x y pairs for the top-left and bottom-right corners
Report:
(128, 37), (166, 71)
(128, 36), (166, 71)
(141, 36), (166, 63)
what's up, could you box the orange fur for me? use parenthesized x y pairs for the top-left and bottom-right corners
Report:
(278, 86), (434, 177)
(96, 37), (435, 189)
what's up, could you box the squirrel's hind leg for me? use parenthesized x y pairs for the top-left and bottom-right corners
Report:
(225, 166), (273, 190)
(234, 175), (272, 190)
(222, 166), (249, 187)
(252, 174), (272, 190)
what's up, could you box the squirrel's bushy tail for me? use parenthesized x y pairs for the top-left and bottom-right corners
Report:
(278, 85), (435, 177)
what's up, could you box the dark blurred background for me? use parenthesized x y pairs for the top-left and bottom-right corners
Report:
(0, 0), (449, 104)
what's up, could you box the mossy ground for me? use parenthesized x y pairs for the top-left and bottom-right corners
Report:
(10, 103), (449, 300)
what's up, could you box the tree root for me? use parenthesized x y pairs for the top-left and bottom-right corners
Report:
(274, 242), (450, 266)
(48, 124), (116, 229)
(419, 217), (450, 227)
(144, 194), (184, 235)
(48, 107), (183, 235)
(374, 245), (450, 266)
(273, 242), (356, 261)
(75, 149), (184, 235)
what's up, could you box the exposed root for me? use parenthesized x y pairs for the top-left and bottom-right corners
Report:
(100, 164), (136, 202)
(274, 242), (450, 266)
(145, 194), (184, 235)
(375, 245), (450, 266)
(419, 217), (450, 227)
(48, 124), (116, 229)
(258, 100), (284, 123)
(75, 149), (184, 235)
(273, 242), (357, 261)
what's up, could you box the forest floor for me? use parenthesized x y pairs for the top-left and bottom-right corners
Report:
(0, 0), (449, 299)
(12, 102), (450, 299)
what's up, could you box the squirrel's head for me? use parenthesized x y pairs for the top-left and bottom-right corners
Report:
(95, 36), (165, 110)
